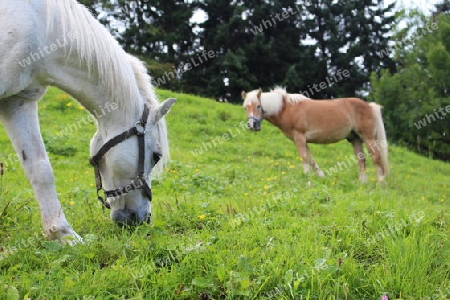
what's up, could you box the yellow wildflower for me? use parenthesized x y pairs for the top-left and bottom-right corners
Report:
(57, 94), (69, 101)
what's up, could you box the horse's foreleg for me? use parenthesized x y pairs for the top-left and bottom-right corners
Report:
(351, 139), (367, 183)
(308, 150), (324, 177)
(294, 134), (324, 177)
(0, 97), (82, 244)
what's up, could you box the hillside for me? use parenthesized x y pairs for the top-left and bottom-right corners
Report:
(0, 88), (449, 299)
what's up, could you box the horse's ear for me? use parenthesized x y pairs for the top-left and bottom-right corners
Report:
(257, 88), (262, 98)
(241, 90), (247, 100)
(154, 98), (176, 123)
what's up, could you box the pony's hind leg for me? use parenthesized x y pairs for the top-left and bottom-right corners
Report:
(0, 92), (82, 244)
(351, 139), (367, 183)
(365, 138), (385, 182)
(294, 134), (324, 177)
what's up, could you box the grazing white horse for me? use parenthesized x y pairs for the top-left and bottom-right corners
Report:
(0, 0), (175, 244)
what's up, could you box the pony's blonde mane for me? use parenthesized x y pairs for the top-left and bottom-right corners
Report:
(45, 0), (169, 176)
(244, 87), (309, 116)
(271, 87), (309, 104)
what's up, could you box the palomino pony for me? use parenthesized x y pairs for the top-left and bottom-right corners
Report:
(242, 87), (388, 182)
(0, 0), (175, 244)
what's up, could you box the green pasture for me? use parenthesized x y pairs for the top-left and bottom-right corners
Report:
(0, 88), (449, 299)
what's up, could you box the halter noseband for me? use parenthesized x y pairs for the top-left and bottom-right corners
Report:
(248, 116), (262, 123)
(89, 105), (152, 209)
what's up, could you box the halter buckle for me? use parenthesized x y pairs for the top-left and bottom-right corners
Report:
(135, 121), (147, 135)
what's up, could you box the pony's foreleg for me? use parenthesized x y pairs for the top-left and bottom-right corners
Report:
(306, 147), (324, 177)
(351, 139), (367, 183)
(294, 134), (324, 177)
(0, 97), (82, 244)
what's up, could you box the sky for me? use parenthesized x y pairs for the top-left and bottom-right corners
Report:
(191, 1), (443, 24)
(387, 0), (441, 13)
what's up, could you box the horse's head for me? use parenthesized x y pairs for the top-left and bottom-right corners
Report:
(89, 98), (175, 227)
(242, 88), (263, 131)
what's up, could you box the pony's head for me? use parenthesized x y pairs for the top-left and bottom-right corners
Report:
(89, 98), (175, 227)
(242, 88), (263, 131)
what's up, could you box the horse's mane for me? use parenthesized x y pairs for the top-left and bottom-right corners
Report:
(128, 55), (170, 177)
(44, 0), (169, 176)
(45, 0), (139, 111)
(253, 87), (307, 115)
(271, 87), (309, 104)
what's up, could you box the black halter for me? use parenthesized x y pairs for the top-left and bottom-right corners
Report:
(89, 105), (152, 209)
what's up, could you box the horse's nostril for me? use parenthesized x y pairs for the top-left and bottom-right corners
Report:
(112, 209), (141, 227)
(130, 212), (138, 221)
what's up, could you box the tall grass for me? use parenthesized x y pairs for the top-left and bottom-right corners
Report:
(0, 88), (449, 299)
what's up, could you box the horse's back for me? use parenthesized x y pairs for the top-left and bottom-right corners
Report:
(300, 97), (371, 118)
(294, 97), (360, 116)
(285, 97), (371, 143)
(309, 97), (375, 139)
(0, 1), (46, 99)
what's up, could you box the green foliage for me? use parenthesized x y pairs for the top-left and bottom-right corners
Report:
(85, 0), (396, 102)
(0, 88), (449, 299)
(94, 0), (197, 91)
(303, 0), (396, 97)
(370, 13), (450, 160)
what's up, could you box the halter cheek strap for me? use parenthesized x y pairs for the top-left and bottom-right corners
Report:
(89, 105), (152, 209)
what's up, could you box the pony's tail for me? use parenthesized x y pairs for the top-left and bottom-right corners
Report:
(369, 103), (389, 176)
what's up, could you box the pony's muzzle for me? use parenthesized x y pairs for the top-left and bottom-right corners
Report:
(247, 118), (261, 131)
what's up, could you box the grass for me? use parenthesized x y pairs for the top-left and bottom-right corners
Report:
(0, 87), (449, 299)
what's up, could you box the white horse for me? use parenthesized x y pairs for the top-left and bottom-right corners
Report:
(0, 0), (175, 244)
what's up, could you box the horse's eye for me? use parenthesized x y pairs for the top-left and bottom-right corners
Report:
(153, 152), (162, 165)
(256, 105), (261, 109)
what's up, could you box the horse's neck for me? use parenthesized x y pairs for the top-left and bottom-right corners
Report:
(37, 0), (145, 132)
(49, 62), (141, 132)
(263, 95), (287, 130)
(265, 113), (283, 128)
(43, 26), (142, 132)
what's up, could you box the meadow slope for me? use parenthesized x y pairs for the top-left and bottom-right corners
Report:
(0, 88), (449, 299)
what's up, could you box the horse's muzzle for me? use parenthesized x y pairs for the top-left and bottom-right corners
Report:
(111, 209), (150, 227)
(247, 117), (261, 131)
